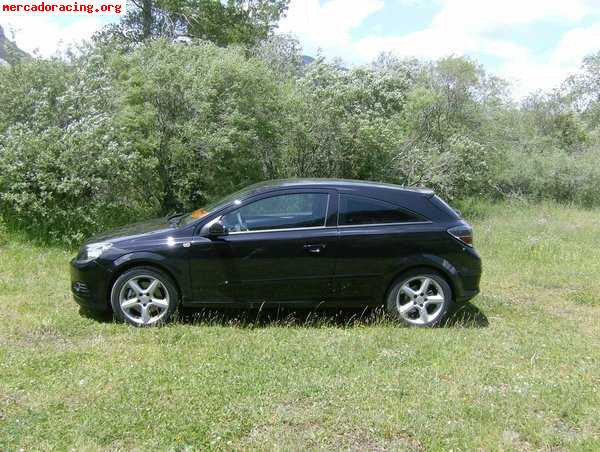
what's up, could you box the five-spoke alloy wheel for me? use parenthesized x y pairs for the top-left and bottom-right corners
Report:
(111, 267), (179, 326)
(386, 269), (452, 327)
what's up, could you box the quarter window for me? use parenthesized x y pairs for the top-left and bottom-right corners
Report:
(338, 194), (423, 226)
(222, 193), (329, 232)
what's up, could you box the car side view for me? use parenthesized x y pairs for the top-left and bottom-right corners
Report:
(71, 179), (481, 327)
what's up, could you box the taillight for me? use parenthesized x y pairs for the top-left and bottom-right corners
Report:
(448, 225), (473, 246)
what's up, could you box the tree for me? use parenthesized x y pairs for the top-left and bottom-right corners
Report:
(566, 51), (600, 129)
(521, 90), (588, 153)
(0, 55), (158, 244)
(251, 33), (303, 76)
(0, 25), (30, 65)
(99, 0), (289, 47)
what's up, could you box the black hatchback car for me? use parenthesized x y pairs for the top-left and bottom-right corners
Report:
(71, 179), (481, 327)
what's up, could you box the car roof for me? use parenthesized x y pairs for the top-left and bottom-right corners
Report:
(191, 178), (448, 227)
(236, 178), (434, 198)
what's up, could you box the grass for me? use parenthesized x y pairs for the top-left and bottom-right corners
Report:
(0, 201), (599, 450)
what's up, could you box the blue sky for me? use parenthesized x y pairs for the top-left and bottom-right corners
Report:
(278, 0), (600, 97)
(3, 0), (600, 97)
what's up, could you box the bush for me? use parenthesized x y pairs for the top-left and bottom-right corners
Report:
(112, 40), (290, 210)
(391, 135), (495, 200)
(281, 62), (407, 181)
(0, 122), (158, 245)
(496, 147), (600, 207)
(0, 40), (296, 244)
(0, 55), (158, 244)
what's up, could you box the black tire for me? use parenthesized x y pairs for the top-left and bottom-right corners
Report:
(110, 266), (179, 327)
(385, 268), (453, 327)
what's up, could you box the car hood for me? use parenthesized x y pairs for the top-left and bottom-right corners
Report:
(85, 217), (175, 245)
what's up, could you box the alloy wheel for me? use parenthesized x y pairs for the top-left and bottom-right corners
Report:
(395, 276), (446, 325)
(118, 275), (170, 325)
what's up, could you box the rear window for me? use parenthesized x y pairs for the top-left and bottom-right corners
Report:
(429, 195), (462, 219)
(338, 194), (424, 226)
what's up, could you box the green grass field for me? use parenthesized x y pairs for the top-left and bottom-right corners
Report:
(1, 201), (598, 450)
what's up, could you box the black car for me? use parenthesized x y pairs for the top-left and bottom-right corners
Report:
(71, 179), (481, 327)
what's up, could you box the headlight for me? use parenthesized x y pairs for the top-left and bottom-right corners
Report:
(77, 242), (112, 262)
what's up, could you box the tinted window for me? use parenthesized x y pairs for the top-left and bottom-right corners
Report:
(338, 194), (423, 226)
(430, 195), (461, 219)
(222, 193), (329, 232)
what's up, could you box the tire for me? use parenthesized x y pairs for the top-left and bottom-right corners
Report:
(110, 266), (179, 327)
(385, 268), (453, 327)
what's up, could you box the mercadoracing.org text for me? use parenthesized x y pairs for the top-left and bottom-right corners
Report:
(1, 0), (124, 14)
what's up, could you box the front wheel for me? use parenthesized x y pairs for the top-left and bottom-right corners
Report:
(110, 267), (179, 327)
(386, 270), (452, 327)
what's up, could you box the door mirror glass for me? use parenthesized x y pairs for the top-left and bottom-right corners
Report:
(208, 220), (228, 236)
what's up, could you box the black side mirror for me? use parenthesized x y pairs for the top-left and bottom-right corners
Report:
(208, 220), (228, 237)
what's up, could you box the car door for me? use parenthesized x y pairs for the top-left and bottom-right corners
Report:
(332, 193), (433, 304)
(192, 190), (338, 305)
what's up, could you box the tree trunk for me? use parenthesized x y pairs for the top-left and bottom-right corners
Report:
(142, 0), (153, 40)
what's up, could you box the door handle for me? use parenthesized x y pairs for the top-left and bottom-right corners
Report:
(304, 243), (326, 254)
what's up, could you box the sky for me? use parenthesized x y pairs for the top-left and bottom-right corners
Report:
(3, 0), (600, 97)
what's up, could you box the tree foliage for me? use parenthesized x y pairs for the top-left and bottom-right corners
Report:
(100, 0), (289, 47)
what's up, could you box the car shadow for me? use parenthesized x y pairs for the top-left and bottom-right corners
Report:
(78, 307), (114, 323)
(442, 302), (489, 328)
(177, 306), (385, 328)
(80, 302), (488, 329)
(177, 301), (488, 329)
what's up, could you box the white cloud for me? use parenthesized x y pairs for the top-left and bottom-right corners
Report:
(498, 23), (600, 97)
(280, 0), (598, 63)
(551, 23), (600, 67)
(391, 0), (427, 5)
(0, 16), (106, 57)
(354, 28), (533, 62)
(497, 59), (572, 98)
(280, 0), (597, 75)
(428, 0), (600, 97)
(279, 0), (384, 59)
(353, 0), (598, 61)
(432, 0), (591, 31)
(352, 19), (531, 66)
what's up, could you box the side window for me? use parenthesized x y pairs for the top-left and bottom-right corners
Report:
(222, 193), (329, 232)
(338, 194), (423, 226)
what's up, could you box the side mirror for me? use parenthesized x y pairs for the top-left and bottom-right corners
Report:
(207, 220), (228, 237)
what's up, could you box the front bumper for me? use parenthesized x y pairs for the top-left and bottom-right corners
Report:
(70, 258), (113, 312)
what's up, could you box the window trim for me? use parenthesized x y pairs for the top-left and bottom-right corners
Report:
(223, 192), (331, 235)
(225, 220), (432, 235)
(228, 225), (335, 235)
(337, 220), (432, 229)
(337, 193), (429, 227)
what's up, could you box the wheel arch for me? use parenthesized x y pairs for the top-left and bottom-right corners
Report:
(107, 254), (184, 310)
(382, 255), (463, 303)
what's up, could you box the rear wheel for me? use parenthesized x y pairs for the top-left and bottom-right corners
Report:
(110, 267), (179, 327)
(386, 269), (452, 327)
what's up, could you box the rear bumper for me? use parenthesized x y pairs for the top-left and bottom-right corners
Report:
(456, 288), (480, 303)
(455, 270), (481, 303)
(70, 258), (112, 312)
